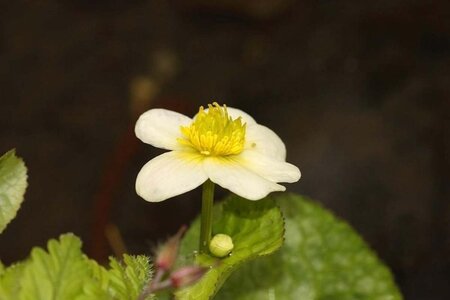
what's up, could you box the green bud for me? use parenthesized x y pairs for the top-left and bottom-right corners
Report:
(209, 233), (234, 257)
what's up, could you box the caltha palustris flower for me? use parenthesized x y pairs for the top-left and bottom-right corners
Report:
(134, 102), (300, 202)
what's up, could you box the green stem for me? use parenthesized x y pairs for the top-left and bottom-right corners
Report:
(199, 179), (215, 254)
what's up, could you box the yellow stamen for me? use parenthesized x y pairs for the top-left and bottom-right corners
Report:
(178, 102), (246, 156)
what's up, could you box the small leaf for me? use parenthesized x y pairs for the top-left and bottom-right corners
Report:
(0, 150), (27, 233)
(0, 236), (92, 300)
(216, 194), (403, 300)
(0, 234), (154, 300)
(83, 259), (112, 299)
(106, 255), (153, 300)
(18, 234), (93, 300)
(175, 196), (285, 300)
(0, 262), (26, 300)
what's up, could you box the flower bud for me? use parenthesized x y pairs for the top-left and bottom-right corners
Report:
(155, 225), (187, 271)
(209, 233), (234, 258)
(170, 265), (208, 288)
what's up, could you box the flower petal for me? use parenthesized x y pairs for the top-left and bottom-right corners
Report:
(245, 124), (287, 161)
(135, 109), (192, 150)
(136, 151), (208, 202)
(203, 157), (285, 201)
(238, 150), (301, 183)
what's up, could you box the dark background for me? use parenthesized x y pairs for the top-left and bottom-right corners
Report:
(0, 1), (449, 299)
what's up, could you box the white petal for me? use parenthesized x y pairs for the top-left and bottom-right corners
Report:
(238, 150), (301, 183)
(136, 151), (207, 202)
(245, 124), (287, 161)
(135, 109), (192, 150)
(203, 157), (285, 201)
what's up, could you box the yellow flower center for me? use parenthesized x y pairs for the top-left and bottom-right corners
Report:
(178, 103), (246, 156)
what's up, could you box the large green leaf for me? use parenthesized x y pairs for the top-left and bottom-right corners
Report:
(175, 196), (285, 300)
(216, 194), (403, 300)
(0, 150), (27, 233)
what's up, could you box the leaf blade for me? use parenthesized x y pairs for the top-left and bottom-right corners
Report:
(216, 194), (403, 300)
(0, 150), (28, 233)
(175, 196), (285, 300)
(0, 233), (154, 300)
(19, 234), (92, 300)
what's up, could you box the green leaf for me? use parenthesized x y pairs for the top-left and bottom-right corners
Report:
(82, 259), (112, 300)
(0, 262), (26, 300)
(216, 194), (403, 300)
(105, 255), (153, 300)
(19, 234), (93, 300)
(175, 196), (285, 300)
(0, 150), (27, 233)
(0, 234), (154, 300)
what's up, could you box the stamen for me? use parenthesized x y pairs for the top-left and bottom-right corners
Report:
(178, 103), (246, 156)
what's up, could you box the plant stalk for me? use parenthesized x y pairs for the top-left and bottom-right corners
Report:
(199, 179), (215, 254)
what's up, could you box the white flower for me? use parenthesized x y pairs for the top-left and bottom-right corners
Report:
(135, 103), (300, 202)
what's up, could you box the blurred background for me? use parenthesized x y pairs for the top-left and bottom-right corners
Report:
(0, 1), (448, 299)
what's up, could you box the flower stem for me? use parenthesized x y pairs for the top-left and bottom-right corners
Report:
(199, 179), (215, 254)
